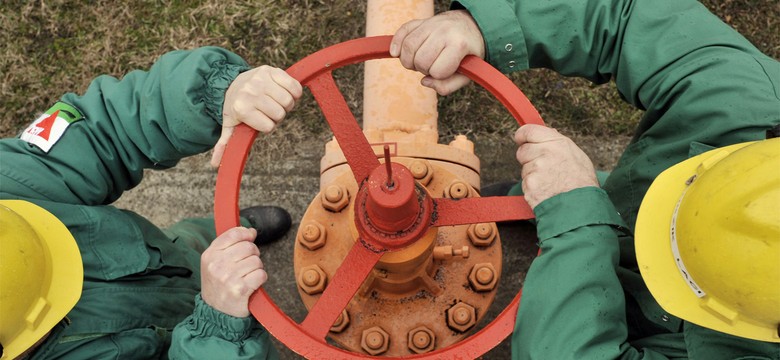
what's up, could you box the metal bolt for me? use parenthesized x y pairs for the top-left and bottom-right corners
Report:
(412, 331), (430, 348)
(298, 264), (327, 295)
(446, 302), (477, 332)
(325, 185), (343, 202)
(476, 267), (494, 285)
(453, 307), (471, 325)
(433, 245), (470, 260)
(298, 221), (326, 251)
(446, 181), (470, 199)
(407, 326), (436, 354)
(409, 160), (433, 186)
(475, 223), (492, 239)
(302, 224), (320, 242)
(467, 223), (497, 247)
(360, 326), (390, 355)
(468, 263), (498, 292)
(365, 332), (383, 349)
(321, 184), (349, 212)
(302, 269), (320, 287)
(330, 309), (350, 333)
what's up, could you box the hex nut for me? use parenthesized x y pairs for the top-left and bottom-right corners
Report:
(445, 180), (471, 199)
(409, 160), (433, 186)
(361, 326), (390, 356)
(447, 302), (477, 333)
(321, 184), (349, 212)
(467, 222), (497, 247)
(298, 221), (326, 251)
(298, 264), (327, 295)
(468, 263), (498, 292)
(407, 326), (435, 354)
(329, 309), (350, 333)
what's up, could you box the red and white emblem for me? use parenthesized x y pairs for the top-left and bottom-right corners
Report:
(21, 109), (73, 152)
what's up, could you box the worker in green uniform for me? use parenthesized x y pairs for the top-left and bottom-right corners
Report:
(391, 0), (780, 358)
(0, 47), (301, 359)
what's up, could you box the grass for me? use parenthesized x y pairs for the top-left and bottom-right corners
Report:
(1, 0), (777, 140)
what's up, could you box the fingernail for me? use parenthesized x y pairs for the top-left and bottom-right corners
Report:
(390, 43), (398, 57)
(421, 77), (432, 87)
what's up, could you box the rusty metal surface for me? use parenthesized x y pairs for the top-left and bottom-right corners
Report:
(295, 159), (503, 356)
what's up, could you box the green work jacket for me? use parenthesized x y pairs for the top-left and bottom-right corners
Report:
(455, 0), (780, 359)
(0, 47), (277, 359)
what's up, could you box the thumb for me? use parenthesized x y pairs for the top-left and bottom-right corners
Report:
(422, 74), (472, 96)
(210, 126), (235, 168)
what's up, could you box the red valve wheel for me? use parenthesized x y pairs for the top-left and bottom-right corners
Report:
(215, 35), (544, 359)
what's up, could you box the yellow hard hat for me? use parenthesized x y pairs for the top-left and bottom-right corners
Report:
(0, 200), (83, 359)
(636, 139), (780, 343)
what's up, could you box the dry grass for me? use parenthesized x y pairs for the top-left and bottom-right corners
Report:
(1, 0), (777, 140)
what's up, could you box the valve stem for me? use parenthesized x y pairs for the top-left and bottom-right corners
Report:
(383, 145), (394, 189)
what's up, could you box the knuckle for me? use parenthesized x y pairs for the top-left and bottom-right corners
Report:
(217, 269), (232, 283)
(413, 56), (430, 72)
(235, 240), (254, 254)
(249, 255), (263, 269)
(258, 120), (274, 134)
(230, 284), (246, 298)
(270, 106), (286, 122)
(280, 93), (295, 110)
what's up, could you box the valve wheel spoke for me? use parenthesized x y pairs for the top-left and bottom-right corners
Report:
(307, 72), (379, 184)
(432, 196), (534, 226)
(300, 240), (384, 340)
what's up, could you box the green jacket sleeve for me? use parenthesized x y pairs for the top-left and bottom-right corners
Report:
(169, 294), (279, 360)
(512, 188), (680, 360)
(0, 46), (249, 205)
(455, 0), (780, 227)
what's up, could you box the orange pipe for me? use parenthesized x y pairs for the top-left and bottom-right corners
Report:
(363, 0), (437, 144)
(320, 0), (481, 191)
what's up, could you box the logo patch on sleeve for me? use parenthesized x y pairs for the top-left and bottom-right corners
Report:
(20, 102), (84, 153)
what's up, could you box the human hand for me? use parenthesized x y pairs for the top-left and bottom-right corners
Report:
(514, 125), (599, 209)
(210, 65), (303, 167)
(200, 227), (267, 318)
(390, 9), (485, 95)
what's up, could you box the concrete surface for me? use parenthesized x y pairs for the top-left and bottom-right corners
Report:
(115, 131), (629, 359)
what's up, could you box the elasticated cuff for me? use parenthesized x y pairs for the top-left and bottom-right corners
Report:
(189, 293), (261, 342)
(453, 0), (529, 73)
(534, 187), (629, 242)
(203, 62), (250, 125)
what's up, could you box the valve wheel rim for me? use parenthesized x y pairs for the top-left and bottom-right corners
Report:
(214, 35), (543, 359)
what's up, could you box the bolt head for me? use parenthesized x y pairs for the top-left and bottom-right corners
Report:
(445, 181), (470, 199)
(329, 309), (350, 333)
(407, 326), (435, 354)
(467, 223), (497, 247)
(298, 221), (326, 251)
(360, 326), (390, 355)
(298, 264), (327, 295)
(321, 184), (349, 212)
(468, 263), (498, 292)
(446, 302), (477, 332)
(409, 160), (433, 185)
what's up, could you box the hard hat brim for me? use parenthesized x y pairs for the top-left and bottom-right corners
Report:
(635, 141), (780, 343)
(1, 200), (83, 359)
